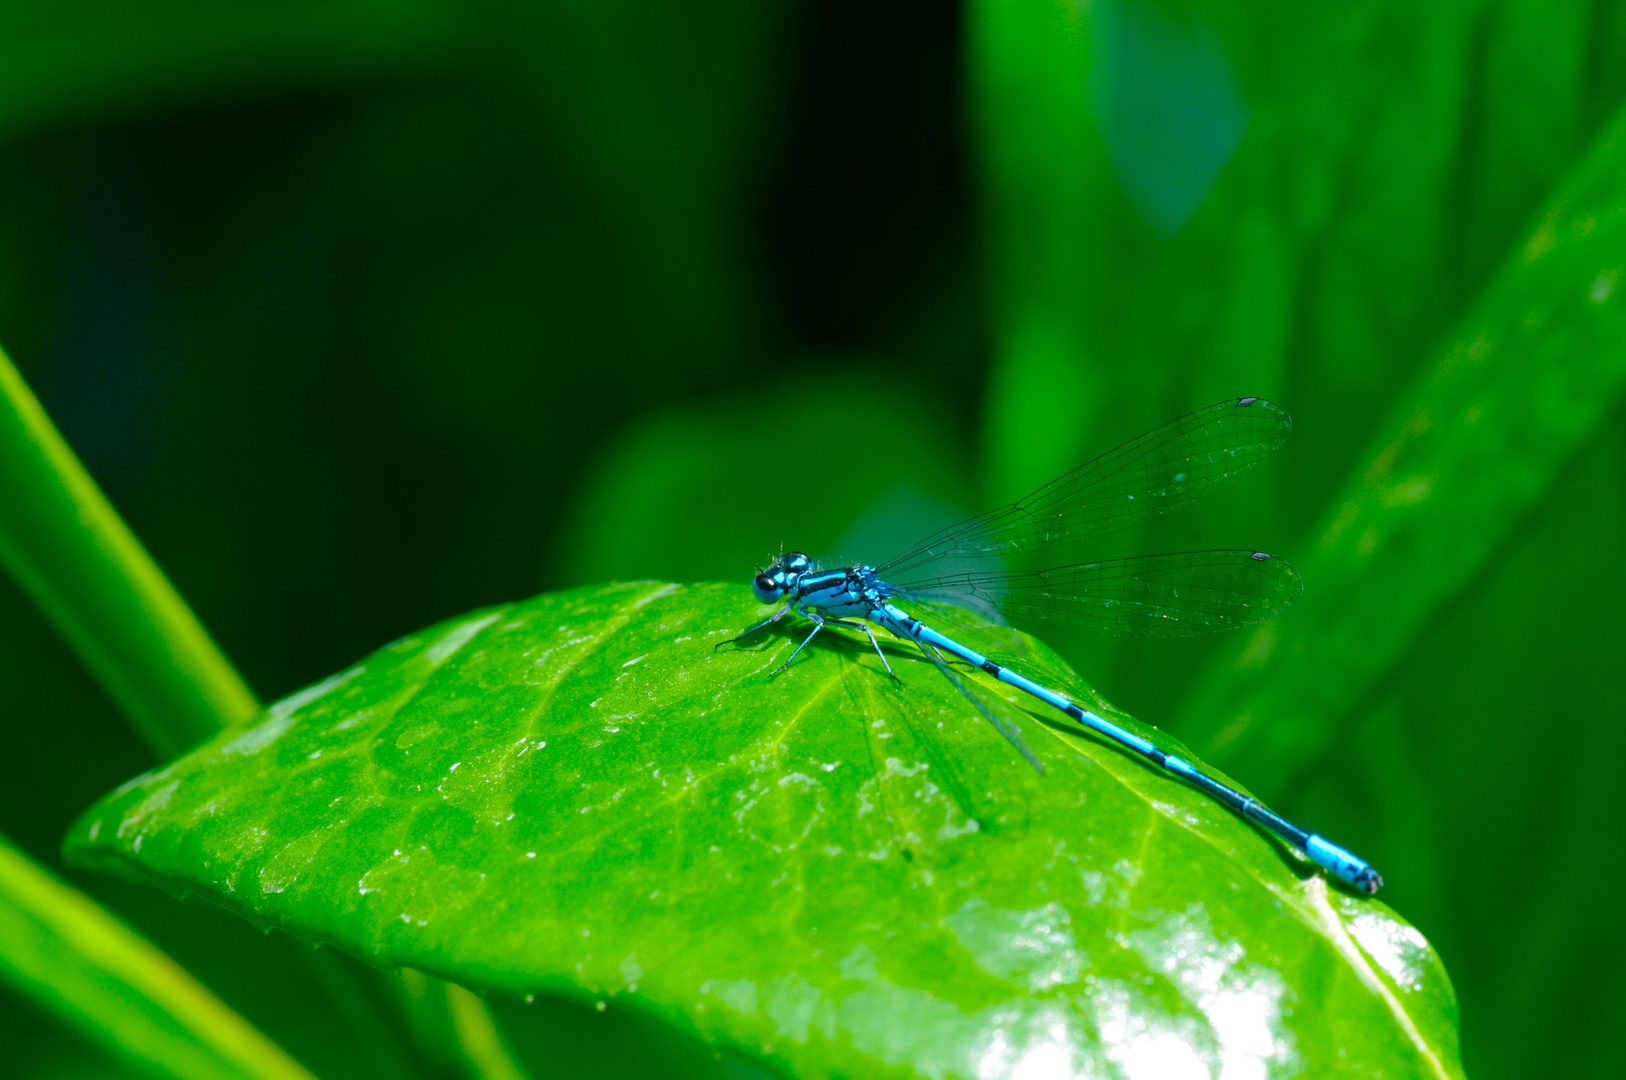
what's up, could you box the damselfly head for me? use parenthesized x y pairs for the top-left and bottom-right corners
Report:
(751, 551), (812, 604)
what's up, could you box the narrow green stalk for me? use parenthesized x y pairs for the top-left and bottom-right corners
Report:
(394, 968), (534, 1080)
(0, 834), (317, 1080)
(300, 949), (421, 1080)
(445, 984), (533, 1080)
(0, 347), (258, 756)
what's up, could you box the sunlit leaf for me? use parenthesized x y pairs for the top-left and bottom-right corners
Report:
(68, 582), (1462, 1079)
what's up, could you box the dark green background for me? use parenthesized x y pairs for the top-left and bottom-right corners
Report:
(2, 2), (1622, 1077)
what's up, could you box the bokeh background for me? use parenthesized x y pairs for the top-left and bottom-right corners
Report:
(3, 1), (1624, 1077)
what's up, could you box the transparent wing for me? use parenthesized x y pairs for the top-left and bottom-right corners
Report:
(879, 397), (1291, 580)
(898, 550), (1303, 638)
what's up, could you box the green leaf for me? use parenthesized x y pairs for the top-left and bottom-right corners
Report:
(0, 833), (315, 1080)
(1178, 99), (1626, 787)
(68, 581), (1463, 1079)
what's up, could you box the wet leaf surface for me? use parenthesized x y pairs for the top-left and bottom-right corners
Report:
(66, 581), (1463, 1079)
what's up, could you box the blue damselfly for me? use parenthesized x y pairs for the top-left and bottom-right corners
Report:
(723, 397), (1381, 894)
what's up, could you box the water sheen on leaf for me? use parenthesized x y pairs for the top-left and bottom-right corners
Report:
(65, 582), (1463, 1079)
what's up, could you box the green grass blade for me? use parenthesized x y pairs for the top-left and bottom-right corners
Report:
(0, 347), (258, 756)
(0, 347), (529, 1077)
(1177, 101), (1626, 787)
(0, 833), (317, 1080)
(1, 345), (529, 1079)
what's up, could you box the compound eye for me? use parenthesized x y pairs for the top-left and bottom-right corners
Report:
(752, 574), (782, 604)
(783, 551), (811, 573)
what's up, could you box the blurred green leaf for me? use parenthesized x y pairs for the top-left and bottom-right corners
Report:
(0, 1), (465, 142)
(557, 377), (973, 588)
(68, 582), (1461, 1078)
(1178, 100), (1626, 787)
(0, 833), (316, 1080)
(968, 0), (1118, 499)
(1310, 413), (1626, 1079)
(971, 0), (1626, 602)
(507, 0), (783, 365)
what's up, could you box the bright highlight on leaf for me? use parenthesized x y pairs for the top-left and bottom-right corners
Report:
(67, 582), (1463, 1079)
